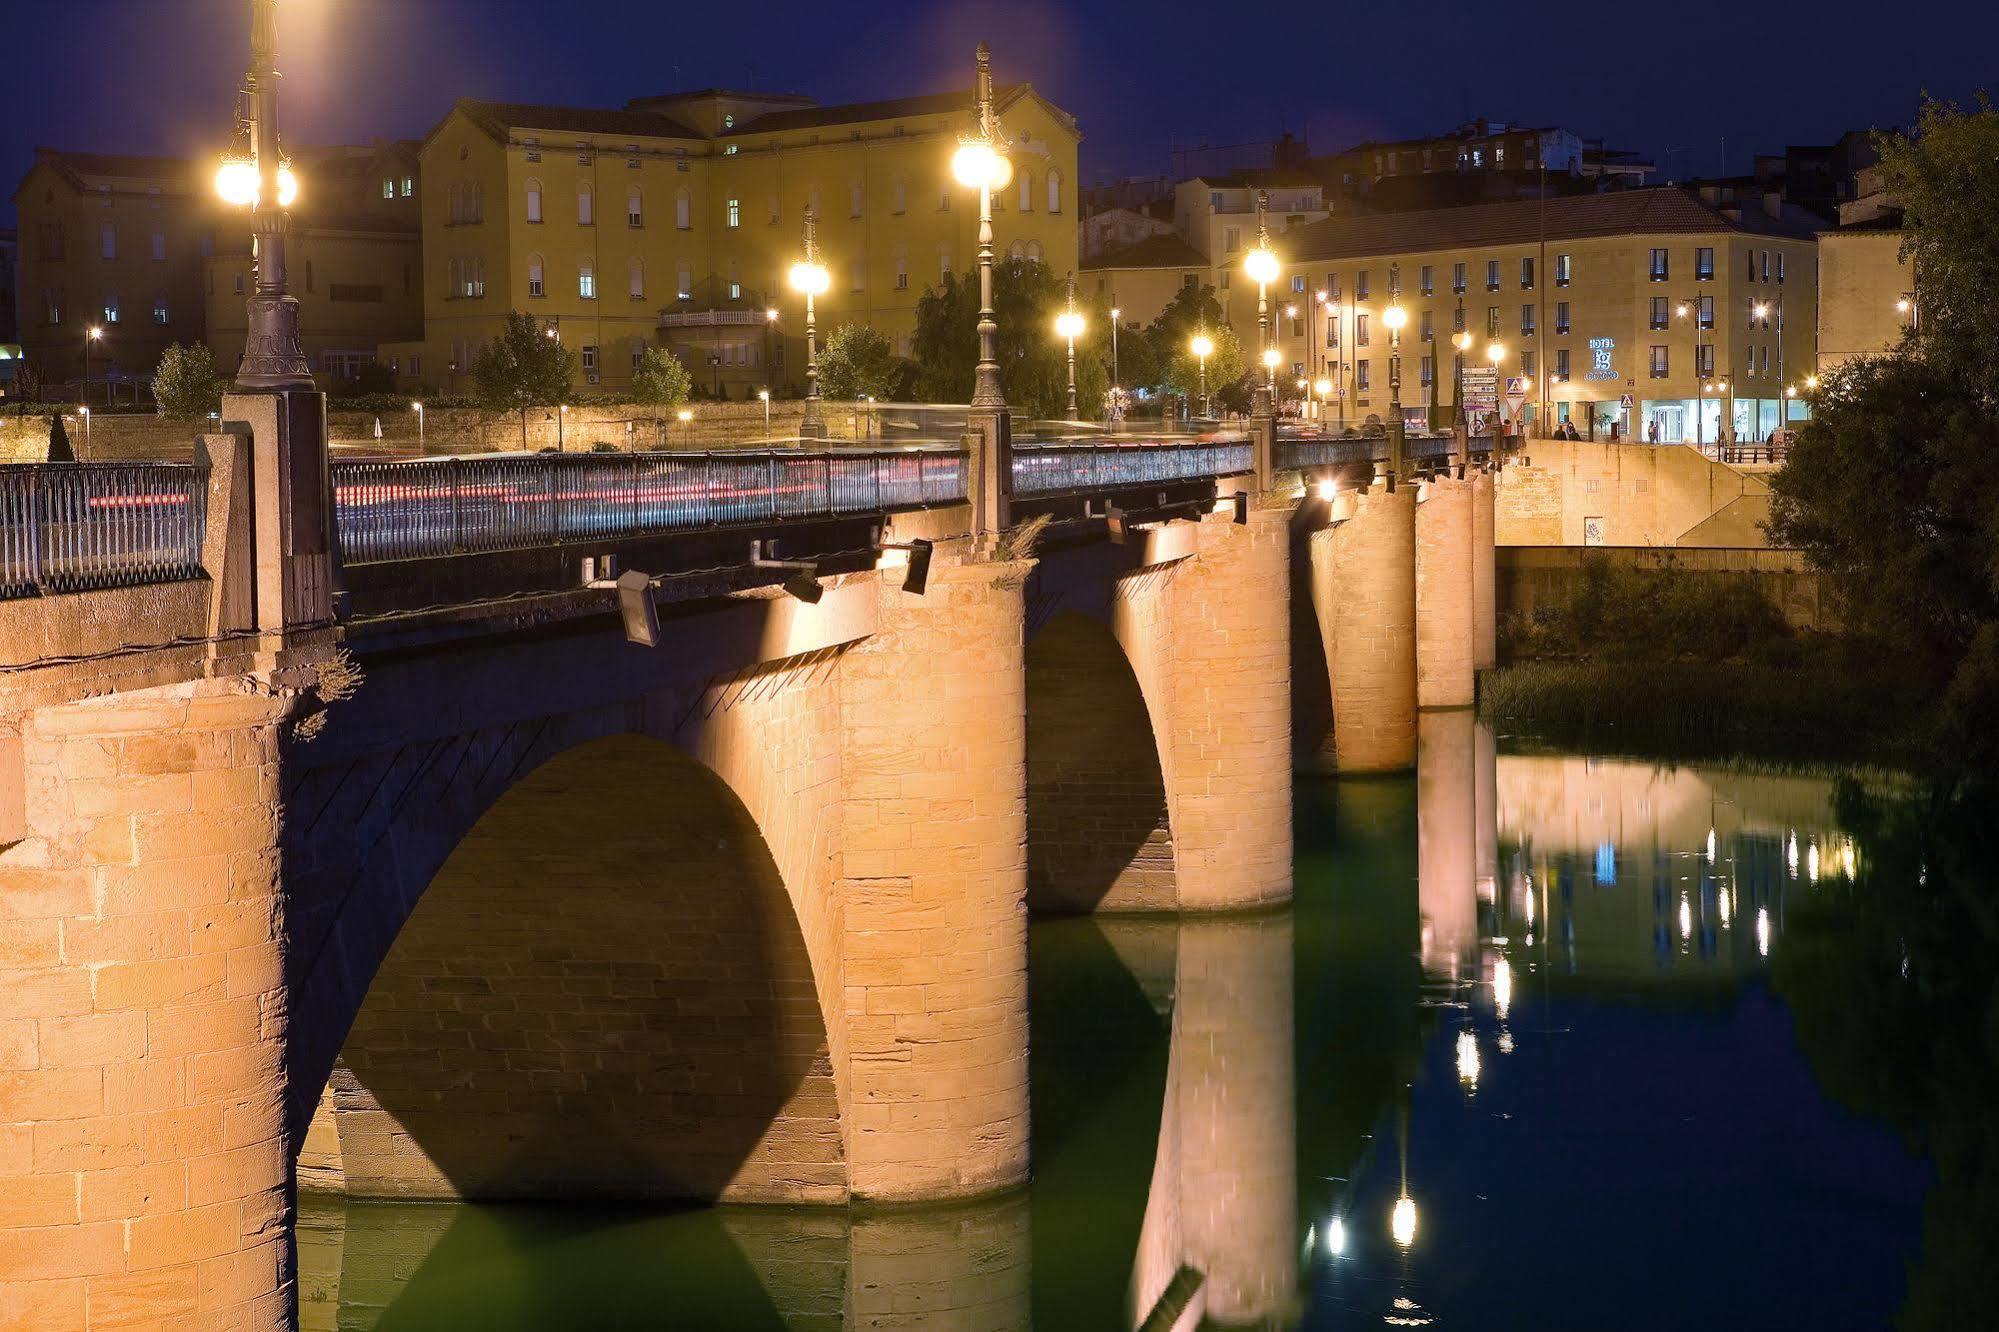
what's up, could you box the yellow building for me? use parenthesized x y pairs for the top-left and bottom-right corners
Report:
(1264, 188), (1821, 442)
(1080, 234), (1209, 328)
(12, 143), (422, 396)
(1816, 224), (1910, 374)
(384, 82), (1080, 399)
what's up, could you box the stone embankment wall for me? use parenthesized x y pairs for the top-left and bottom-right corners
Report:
(1496, 545), (1834, 632)
(1495, 440), (1775, 548)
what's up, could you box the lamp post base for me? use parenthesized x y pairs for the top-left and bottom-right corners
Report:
(236, 292), (314, 392)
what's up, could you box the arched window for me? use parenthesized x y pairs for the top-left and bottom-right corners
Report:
(1007, 240), (1025, 260)
(527, 254), (545, 298)
(1026, 240), (1043, 263)
(1046, 170), (1063, 214)
(525, 178), (543, 224)
(629, 258), (645, 300)
(1018, 172), (1033, 213)
(675, 187), (691, 230)
(676, 263), (691, 300)
(627, 185), (643, 228)
(894, 246), (909, 290)
(577, 182), (595, 226)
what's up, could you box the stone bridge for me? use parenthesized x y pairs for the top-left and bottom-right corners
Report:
(0, 393), (1495, 1329)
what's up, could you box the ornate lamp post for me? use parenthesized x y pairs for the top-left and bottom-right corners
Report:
(217, 0), (310, 390)
(1261, 346), (1280, 403)
(83, 324), (103, 407)
(1243, 197), (1281, 416)
(1055, 274), (1085, 423)
(1190, 331), (1214, 419)
(952, 43), (1014, 410)
(1383, 303), (1408, 480)
(788, 209), (830, 438)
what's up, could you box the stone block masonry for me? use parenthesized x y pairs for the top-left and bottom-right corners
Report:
(1, 682), (295, 1332)
(1312, 484), (1418, 773)
(1415, 476), (1476, 711)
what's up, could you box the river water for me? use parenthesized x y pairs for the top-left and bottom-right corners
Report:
(298, 724), (1967, 1329)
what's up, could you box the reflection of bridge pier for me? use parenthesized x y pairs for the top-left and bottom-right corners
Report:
(1115, 913), (1297, 1329)
(1418, 711), (1483, 983)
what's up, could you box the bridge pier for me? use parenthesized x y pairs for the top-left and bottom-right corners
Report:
(2, 684), (296, 1332)
(1310, 484), (1418, 774)
(836, 553), (1031, 1202)
(1415, 475), (1477, 711)
(1472, 468), (1498, 671)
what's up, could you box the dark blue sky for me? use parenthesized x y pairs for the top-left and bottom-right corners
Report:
(5, 0), (1993, 227)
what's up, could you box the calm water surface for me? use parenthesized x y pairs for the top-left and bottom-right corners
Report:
(301, 722), (1977, 1330)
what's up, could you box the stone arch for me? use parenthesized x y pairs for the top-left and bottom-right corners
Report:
(298, 732), (847, 1205)
(1026, 609), (1177, 913)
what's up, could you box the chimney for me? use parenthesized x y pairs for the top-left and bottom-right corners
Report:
(1762, 192), (1783, 220)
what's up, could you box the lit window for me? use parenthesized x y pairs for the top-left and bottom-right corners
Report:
(628, 259), (644, 300)
(1555, 253), (1571, 286)
(1650, 248), (1669, 281)
(582, 345), (597, 372)
(1046, 170), (1063, 213)
(1419, 264), (1433, 295)
(402, 177), (414, 198)
(579, 264), (596, 299)
(1520, 257), (1534, 289)
(152, 298), (169, 326)
(525, 180), (542, 223)
(727, 197), (740, 228)
(1485, 259), (1499, 291)
(1555, 348), (1571, 381)
(628, 186), (643, 228)
(382, 178), (395, 200)
(528, 256), (545, 298)
(675, 188), (691, 230)
(1650, 345), (1669, 378)
(103, 297), (120, 324)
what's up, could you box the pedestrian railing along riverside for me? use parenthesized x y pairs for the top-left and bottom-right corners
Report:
(0, 463), (208, 601)
(331, 448), (970, 565)
(1012, 436), (1254, 498)
(1275, 432), (1493, 470)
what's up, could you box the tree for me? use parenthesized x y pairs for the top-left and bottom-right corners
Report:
(629, 344), (692, 428)
(152, 343), (223, 423)
(46, 413), (75, 463)
(473, 311), (576, 449)
(816, 324), (899, 400)
(1876, 96), (1999, 404)
(909, 259), (1111, 419)
(1163, 323), (1246, 410)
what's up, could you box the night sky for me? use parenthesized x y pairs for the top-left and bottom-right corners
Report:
(4, 0), (1994, 227)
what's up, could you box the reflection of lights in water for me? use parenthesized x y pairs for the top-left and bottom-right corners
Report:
(1456, 1030), (1480, 1087)
(1841, 842), (1857, 878)
(1497, 1030), (1514, 1054)
(1756, 907), (1771, 957)
(1807, 841), (1821, 883)
(1391, 1194), (1418, 1248)
(1717, 887), (1732, 927)
(1678, 894), (1693, 941)
(1492, 957), (1513, 1018)
(1325, 1215), (1347, 1256)
(1387, 1296), (1434, 1327)
(1787, 832), (1800, 875)
(1525, 885), (1537, 925)
(1706, 827), (1718, 862)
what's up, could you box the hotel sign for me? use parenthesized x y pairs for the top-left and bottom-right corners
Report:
(1585, 337), (1618, 382)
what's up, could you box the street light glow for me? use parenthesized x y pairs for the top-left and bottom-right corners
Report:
(951, 139), (1011, 190)
(1486, 341), (1506, 366)
(1190, 333), (1214, 359)
(1391, 1195), (1419, 1248)
(1382, 304), (1408, 331)
(787, 260), (830, 296)
(87, 326), (103, 342)
(1261, 347), (1281, 369)
(1055, 309), (1086, 340)
(1244, 244), (1280, 287)
(1314, 377), (1333, 397)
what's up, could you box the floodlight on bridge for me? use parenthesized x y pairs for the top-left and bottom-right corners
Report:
(616, 569), (660, 648)
(1104, 501), (1127, 544)
(878, 538), (935, 595)
(1231, 490), (1249, 525)
(752, 539), (824, 603)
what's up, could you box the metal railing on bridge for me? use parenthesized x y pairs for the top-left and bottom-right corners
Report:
(0, 463), (208, 600)
(331, 448), (968, 564)
(1012, 433), (1254, 498)
(1275, 431), (1490, 471)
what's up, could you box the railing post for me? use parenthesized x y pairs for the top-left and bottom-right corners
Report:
(1249, 412), (1277, 492)
(966, 405), (1013, 551)
(544, 455), (558, 545)
(26, 469), (44, 594)
(449, 457), (464, 554)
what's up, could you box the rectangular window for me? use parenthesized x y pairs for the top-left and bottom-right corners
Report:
(1521, 304), (1535, 335)
(1291, 275), (1306, 294)
(1419, 264), (1434, 296)
(1452, 262), (1466, 294)
(1521, 349), (1536, 377)
(581, 345), (597, 372)
(1650, 248), (1669, 281)
(1698, 295), (1715, 329)
(1777, 253), (1787, 283)
(1520, 257), (1534, 289)
(152, 299), (169, 325)
(1356, 270), (1370, 300)
(1650, 345), (1669, 378)
(103, 297), (119, 324)
(577, 188), (593, 226)
(1555, 348), (1571, 381)
(150, 233), (165, 261)
(1555, 253), (1571, 286)
(1420, 310), (1433, 340)
(1746, 250), (1757, 281)
(528, 262), (544, 298)
(1357, 361), (1371, 392)
(1356, 313), (1370, 347)
(1327, 273), (1341, 301)
(1649, 297), (1667, 330)
(1697, 344), (1715, 377)
(1223, 227), (1240, 253)
(1760, 344), (1770, 373)
(579, 265), (596, 299)
(1697, 247), (1715, 280)
(1486, 305), (1499, 336)
(727, 197), (741, 228)
(402, 177), (414, 198)
(382, 178), (395, 200)
(1761, 250), (1771, 281)
(1452, 305), (1465, 333)
(1486, 259), (1500, 291)
(1421, 355), (1434, 387)
(100, 223), (116, 260)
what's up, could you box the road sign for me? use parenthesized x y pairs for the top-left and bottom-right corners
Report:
(1461, 367), (1498, 414)
(1619, 393), (1635, 408)
(1504, 376), (1528, 407)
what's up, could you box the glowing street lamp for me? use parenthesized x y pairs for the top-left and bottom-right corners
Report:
(1108, 306), (1121, 407)
(216, 0), (310, 390)
(1055, 274), (1086, 422)
(1391, 1194), (1419, 1249)
(788, 209), (831, 435)
(1485, 339), (1507, 439)
(1314, 375), (1333, 422)
(953, 43), (1013, 410)
(411, 400), (424, 451)
(83, 324), (103, 407)
(1261, 345), (1281, 398)
(1191, 331), (1214, 418)
(758, 386), (771, 428)
(1383, 298), (1408, 477)
(1243, 199), (1280, 414)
